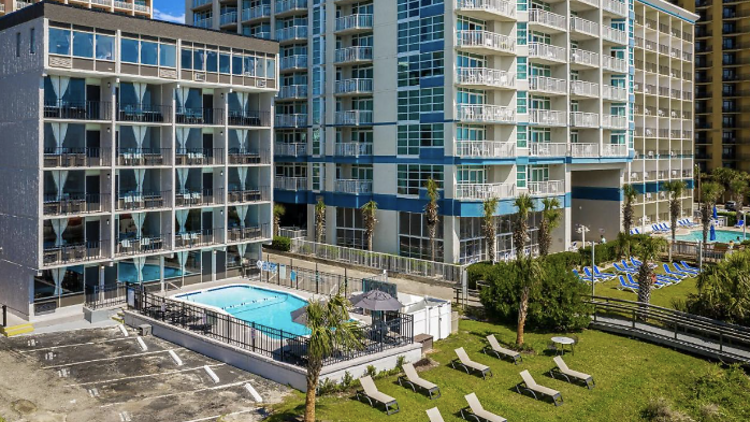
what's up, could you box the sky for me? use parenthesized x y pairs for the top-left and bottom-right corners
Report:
(153, 0), (186, 24)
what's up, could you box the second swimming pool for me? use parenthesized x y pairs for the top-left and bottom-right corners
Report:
(674, 229), (747, 243)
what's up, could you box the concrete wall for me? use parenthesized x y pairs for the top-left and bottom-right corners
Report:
(571, 169), (623, 243)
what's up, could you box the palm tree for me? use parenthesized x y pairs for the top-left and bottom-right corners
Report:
(701, 182), (724, 248)
(622, 184), (638, 235)
(512, 193), (536, 347)
(424, 178), (440, 261)
(361, 200), (378, 251)
(729, 175), (748, 213)
(314, 196), (326, 243)
(272, 203), (286, 237)
(303, 295), (362, 422)
(512, 193), (535, 259)
(482, 197), (499, 263)
(539, 197), (561, 257)
(663, 180), (685, 262)
(634, 236), (667, 306)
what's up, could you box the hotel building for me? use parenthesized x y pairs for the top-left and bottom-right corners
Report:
(0, 0), (152, 18)
(0, 2), (278, 319)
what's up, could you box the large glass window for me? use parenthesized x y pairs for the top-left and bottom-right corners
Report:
(398, 124), (444, 155)
(95, 34), (114, 60)
(397, 164), (444, 195)
(206, 50), (218, 72)
(141, 41), (158, 65)
(232, 55), (243, 75)
(159, 44), (176, 67)
(220, 53), (231, 73)
(193, 49), (205, 71)
(72, 31), (93, 58)
(181, 48), (192, 69)
(120, 38), (139, 63)
(399, 211), (443, 260)
(48, 28), (71, 55)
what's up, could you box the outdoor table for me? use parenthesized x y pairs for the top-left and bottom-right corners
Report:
(551, 336), (575, 355)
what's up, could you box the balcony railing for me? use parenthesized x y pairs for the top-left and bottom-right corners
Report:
(175, 188), (223, 207)
(456, 0), (516, 19)
(570, 80), (599, 97)
(570, 143), (599, 158)
(528, 42), (566, 63)
(335, 110), (373, 126)
(603, 84), (627, 101)
(118, 103), (171, 123)
(528, 9), (566, 32)
(228, 148), (271, 165)
(335, 78), (374, 95)
(228, 110), (270, 127)
(335, 142), (373, 157)
(527, 180), (564, 196)
(570, 48), (599, 67)
(602, 0), (627, 16)
(275, 0), (306, 15)
(44, 148), (109, 168)
(528, 109), (566, 126)
(43, 242), (101, 265)
(335, 14), (373, 33)
(242, 4), (270, 21)
(601, 144), (628, 157)
(602, 26), (627, 44)
(175, 230), (220, 249)
(275, 114), (308, 128)
(570, 16), (599, 37)
(275, 143), (307, 157)
(456, 30), (516, 54)
(228, 186), (271, 204)
(220, 11), (238, 26)
(280, 55), (307, 71)
(528, 75), (567, 95)
(602, 114), (627, 129)
(43, 193), (106, 216)
(529, 142), (568, 157)
(455, 141), (515, 158)
(456, 104), (516, 124)
(275, 176), (307, 190)
(175, 148), (224, 166)
(335, 179), (373, 194)
(602, 56), (627, 73)
(116, 235), (166, 256)
(117, 191), (169, 211)
(334, 46), (373, 64)
(277, 85), (308, 100)
(227, 225), (269, 243)
(455, 183), (515, 201)
(175, 107), (224, 125)
(44, 101), (112, 121)
(455, 68), (515, 89)
(276, 26), (308, 42)
(117, 148), (168, 166)
(193, 0), (211, 7)
(570, 111), (599, 128)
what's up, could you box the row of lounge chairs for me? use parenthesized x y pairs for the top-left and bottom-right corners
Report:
(616, 261), (700, 292)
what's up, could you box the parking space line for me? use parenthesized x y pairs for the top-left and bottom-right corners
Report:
(100, 381), (249, 408)
(42, 348), (182, 369)
(20, 336), (135, 353)
(181, 409), (258, 422)
(69, 363), (227, 387)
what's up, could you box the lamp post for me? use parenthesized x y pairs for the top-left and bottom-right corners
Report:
(576, 224), (593, 295)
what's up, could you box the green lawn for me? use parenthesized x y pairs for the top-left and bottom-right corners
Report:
(592, 262), (698, 309)
(268, 319), (750, 421)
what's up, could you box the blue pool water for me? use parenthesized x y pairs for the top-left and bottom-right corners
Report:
(176, 286), (310, 337)
(117, 263), (188, 283)
(674, 229), (747, 243)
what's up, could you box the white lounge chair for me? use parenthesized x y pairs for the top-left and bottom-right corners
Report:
(550, 356), (595, 389)
(398, 362), (441, 399)
(516, 370), (563, 406)
(483, 334), (521, 364)
(452, 347), (492, 379)
(426, 407), (446, 422)
(356, 375), (400, 415)
(460, 392), (506, 422)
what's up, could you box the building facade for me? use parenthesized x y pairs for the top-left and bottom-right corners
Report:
(0, 0), (152, 18)
(187, 0), (696, 264)
(0, 2), (278, 319)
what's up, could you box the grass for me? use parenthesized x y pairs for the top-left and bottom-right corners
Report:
(267, 319), (750, 422)
(593, 261), (698, 309)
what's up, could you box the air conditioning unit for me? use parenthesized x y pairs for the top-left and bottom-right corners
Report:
(256, 79), (267, 88)
(194, 73), (206, 82)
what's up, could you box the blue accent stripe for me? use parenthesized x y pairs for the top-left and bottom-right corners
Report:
(572, 186), (622, 201)
(635, 0), (696, 23)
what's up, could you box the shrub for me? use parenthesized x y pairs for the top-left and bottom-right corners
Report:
(266, 236), (291, 251)
(340, 371), (353, 390)
(642, 398), (695, 422)
(317, 378), (339, 395)
(718, 211), (737, 226)
(365, 365), (376, 378)
(396, 355), (406, 371)
(544, 251), (582, 268)
(683, 249), (750, 325)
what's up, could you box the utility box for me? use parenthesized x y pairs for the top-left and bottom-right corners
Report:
(138, 324), (152, 336)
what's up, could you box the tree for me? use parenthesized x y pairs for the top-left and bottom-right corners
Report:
(622, 184), (638, 235)
(273, 203), (286, 237)
(663, 180), (686, 262)
(303, 295), (362, 422)
(711, 167), (736, 191)
(512, 193), (536, 346)
(685, 249), (750, 324)
(314, 196), (326, 244)
(729, 175), (748, 212)
(634, 236), (667, 306)
(424, 178), (440, 262)
(512, 193), (535, 260)
(539, 197), (561, 257)
(701, 182), (724, 249)
(482, 197), (499, 263)
(361, 200), (378, 251)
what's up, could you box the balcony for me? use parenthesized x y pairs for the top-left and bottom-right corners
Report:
(227, 110), (271, 127)
(456, 104), (516, 124)
(455, 141), (516, 158)
(175, 148), (224, 166)
(335, 142), (373, 157)
(455, 183), (515, 201)
(115, 235), (166, 257)
(456, 0), (516, 20)
(528, 9), (567, 33)
(227, 225), (269, 243)
(603, 85), (627, 101)
(528, 43), (566, 64)
(274, 0), (306, 16)
(602, 0), (627, 17)
(334, 46), (373, 64)
(229, 148), (271, 165)
(192, 0), (211, 7)
(600, 144), (627, 157)
(43, 242), (102, 266)
(528, 75), (567, 95)
(335, 14), (373, 34)
(277, 85), (308, 100)
(570, 112), (599, 128)
(228, 186), (271, 204)
(455, 30), (516, 55)
(280, 55), (307, 71)
(175, 230), (221, 249)
(335, 110), (373, 126)
(571, 0), (599, 8)
(43, 193), (106, 216)
(529, 142), (568, 157)
(602, 114), (627, 129)
(44, 148), (109, 168)
(275, 143), (307, 157)
(528, 180), (564, 196)
(528, 109), (566, 126)
(275, 114), (308, 128)
(275, 176), (307, 190)
(602, 56), (627, 73)
(602, 26), (627, 45)
(117, 191), (169, 211)
(569, 16), (599, 38)
(242, 4), (270, 21)
(175, 188), (223, 207)
(570, 143), (599, 158)
(276, 26), (308, 43)
(220, 11), (238, 26)
(44, 101), (112, 121)
(117, 148), (168, 166)
(335, 179), (373, 194)
(118, 104), (170, 123)
(570, 80), (599, 98)
(455, 68), (515, 90)
(335, 78), (374, 96)
(175, 107), (224, 125)
(570, 48), (599, 68)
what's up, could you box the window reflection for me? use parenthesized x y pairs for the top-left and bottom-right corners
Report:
(49, 28), (71, 55)
(96, 34), (114, 60)
(121, 38), (139, 63)
(72, 31), (93, 58)
(141, 41), (158, 65)
(160, 44), (176, 67)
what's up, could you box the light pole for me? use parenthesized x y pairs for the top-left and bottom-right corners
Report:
(576, 224), (593, 293)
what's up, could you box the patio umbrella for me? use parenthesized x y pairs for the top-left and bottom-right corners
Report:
(290, 305), (309, 326)
(710, 224), (717, 242)
(713, 205), (718, 220)
(350, 290), (402, 312)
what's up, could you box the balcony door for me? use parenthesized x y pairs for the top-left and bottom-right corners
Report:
(85, 220), (99, 245)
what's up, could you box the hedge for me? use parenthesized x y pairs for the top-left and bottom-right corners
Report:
(265, 236), (291, 251)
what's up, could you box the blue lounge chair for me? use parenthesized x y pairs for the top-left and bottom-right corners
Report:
(663, 263), (688, 279)
(613, 262), (634, 273)
(572, 269), (586, 280)
(677, 219), (687, 228)
(661, 223), (671, 232)
(674, 262), (699, 276)
(617, 275), (638, 292)
(594, 266), (616, 280)
(656, 274), (680, 284)
(622, 259), (638, 271)
(634, 228), (641, 234)
(736, 220), (745, 228)
(681, 261), (700, 272)
(583, 267), (606, 282)
(628, 273), (667, 289)
(629, 229), (636, 235)
(651, 224), (661, 233)
(631, 256), (656, 269)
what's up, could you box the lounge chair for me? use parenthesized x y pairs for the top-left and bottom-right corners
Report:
(628, 273), (668, 289)
(631, 256), (656, 269)
(398, 363), (440, 399)
(483, 334), (522, 364)
(634, 228), (641, 234)
(675, 262), (699, 275)
(663, 263), (688, 279)
(736, 220), (745, 228)
(660, 223), (671, 232)
(460, 393), (507, 422)
(515, 370), (564, 406)
(583, 267), (606, 282)
(549, 356), (595, 389)
(594, 266), (616, 280)
(622, 260), (638, 271)
(681, 261), (701, 272)
(572, 269), (586, 280)
(613, 262), (636, 274)
(452, 347), (492, 379)
(426, 407), (446, 422)
(356, 376), (400, 415)
(617, 275), (638, 292)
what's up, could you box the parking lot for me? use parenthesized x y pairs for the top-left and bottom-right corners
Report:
(0, 325), (291, 422)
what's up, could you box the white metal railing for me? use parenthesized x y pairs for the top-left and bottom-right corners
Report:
(280, 55), (307, 70)
(242, 4), (271, 21)
(602, 55), (627, 73)
(529, 109), (566, 126)
(528, 43), (567, 62)
(455, 0), (517, 19)
(528, 75), (567, 94)
(455, 183), (516, 201)
(603, 84), (628, 101)
(527, 180), (564, 196)
(335, 179), (373, 194)
(602, 0), (627, 16)
(602, 26), (627, 44)
(570, 111), (599, 128)
(91, 0), (113, 6)
(275, 176), (307, 191)
(274, 143), (307, 157)
(455, 141), (516, 158)
(572, 0), (599, 7)
(133, 2), (149, 12)
(275, 26), (308, 41)
(570, 143), (599, 158)
(335, 14), (373, 32)
(113, 0), (130, 9)
(275, 0), (306, 14)
(335, 142), (373, 157)
(570, 80), (599, 97)
(601, 144), (628, 157)
(570, 16), (599, 37)
(528, 9), (567, 31)
(334, 46), (373, 63)
(275, 114), (308, 128)
(570, 48), (599, 67)
(602, 114), (627, 129)
(456, 104), (516, 124)
(278, 227), (306, 239)
(529, 142), (568, 157)
(335, 78), (373, 94)
(277, 85), (308, 99)
(455, 68), (516, 89)
(335, 110), (374, 126)
(456, 30), (516, 54)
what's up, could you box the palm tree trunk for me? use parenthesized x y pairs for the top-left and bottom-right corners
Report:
(367, 232), (373, 251)
(429, 226), (436, 262)
(304, 368), (320, 422)
(516, 286), (530, 346)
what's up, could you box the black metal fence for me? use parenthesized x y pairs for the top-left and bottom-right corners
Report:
(128, 288), (414, 367)
(84, 284), (129, 309)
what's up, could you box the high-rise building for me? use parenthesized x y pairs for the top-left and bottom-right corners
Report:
(187, 0), (696, 263)
(0, 2), (278, 319)
(0, 0), (153, 18)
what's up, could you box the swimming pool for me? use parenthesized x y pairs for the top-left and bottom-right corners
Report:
(118, 262), (188, 283)
(674, 229), (747, 243)
(175, 285), (310, 337)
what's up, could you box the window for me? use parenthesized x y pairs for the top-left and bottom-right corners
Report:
(517, 92), (527, 113)
(232, 54), (243, 75)
(48, 28), (71, 55)
(517, 126), (527, 148)
(16, 33), (20, 57)
(398, 0), (444, 20)
(73, 31), (93, 58)
(397, 88), (444, 120)
(516, 165), (527, 188)
(181, 48), (192, 70)
(29, 28), (35, 54)
(95, 34), (114, 60)
(206, 50), (218, 72)
(517, 23), (527, 45)
(397, 52), (444, 87)
(312, 163), (323, 191)
(398, 124), (444, 155)
(336, 208), (366, 249)
(517, 57), (527, 79)
(397, 165), (444, 195)
(399, 212), (443, 260)
(219, 53), (231, 73)
(193, 49), (205, 71)
(141, 41), (158, 65)
(159, 44), (176, 67)
(120, 38), (139, 63)
(517, 0), (528, 12)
